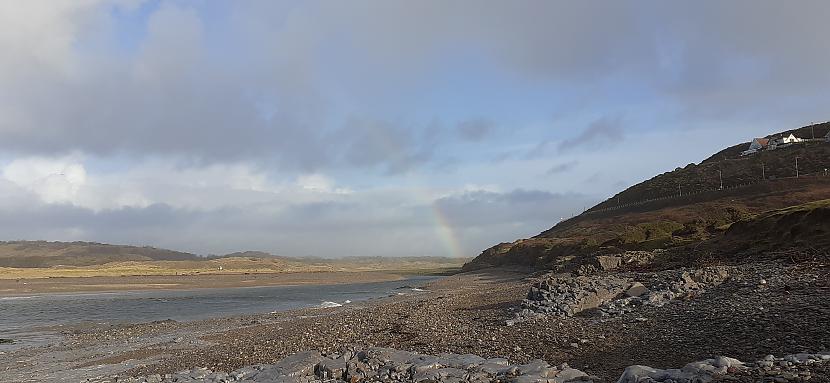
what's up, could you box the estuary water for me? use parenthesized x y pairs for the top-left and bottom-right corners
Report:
(0, 276), (437, 350)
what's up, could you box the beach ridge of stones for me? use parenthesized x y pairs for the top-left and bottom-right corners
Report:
(95, 349), (830, 383)
(619, 352), (830, 383)
(97, 347), (595, 383)
(512, 266), (731, 324)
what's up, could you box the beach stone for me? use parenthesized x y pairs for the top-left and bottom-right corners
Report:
(442, 353), (486, 369)
(231, 366), (260, 380)
(271, 350), (324, 377)
(509, 375), (544, 383)
(517, 359), (551, 376)
(625, 282), (649, 297)
(315, 357), (347, 379)
(554, 367), (589, 382)
(479, 362), (512, 375)
(713, 356), (744, 368)
(616, 365), (660, 383)
(346, 359), (377, 381)
(485, 358), (510, 366)
(362, 347), (416, 365)
(574, 255), (623, 275)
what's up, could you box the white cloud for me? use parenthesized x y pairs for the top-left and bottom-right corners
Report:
(0, 156), (361, 213)
(2, 156), (88, 204)
(296, 174), (352, 194)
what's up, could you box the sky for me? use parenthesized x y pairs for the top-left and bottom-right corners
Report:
(0, 0), (829, 258)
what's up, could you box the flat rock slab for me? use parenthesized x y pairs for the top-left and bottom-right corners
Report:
(115, 347), (591, 383)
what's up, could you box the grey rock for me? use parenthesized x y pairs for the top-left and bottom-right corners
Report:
(625, 282), (650, 297)
(616, 365), (660, 383)
(315, 357), (346, 379)
(555, 368), (589, 382)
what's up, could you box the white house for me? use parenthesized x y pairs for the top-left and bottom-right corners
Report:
(781, 133), (803, 144)
(768, 133), (804, 150)
(741, 137), (770, 156)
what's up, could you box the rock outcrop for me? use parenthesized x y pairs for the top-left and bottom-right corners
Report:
(100, 350), (830, 383)
(107, 348), (593, 383)
(516, 267), (730, 322)
(617, 352), (830, 383)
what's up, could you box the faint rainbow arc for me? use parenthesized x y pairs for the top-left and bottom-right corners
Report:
(350, 121), (466, 258)
(429, 199), (466, 259)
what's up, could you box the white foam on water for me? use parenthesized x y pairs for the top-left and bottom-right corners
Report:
(0, 296), (36, 301)
(319, 301), (343, 308)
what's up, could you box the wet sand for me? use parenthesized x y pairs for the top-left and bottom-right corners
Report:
(0, 271), (409, 296)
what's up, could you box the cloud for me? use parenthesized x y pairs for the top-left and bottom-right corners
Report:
(546, 161), (579, 175)
(434, 189), (592, 227)
(0, 154), (599, 257)
(558, 116), (625, 152)
(457, 119), (494, 142)
(2, 156), (88, 204)
(1, 1), (828, 168)
(0, 182), (590, 258)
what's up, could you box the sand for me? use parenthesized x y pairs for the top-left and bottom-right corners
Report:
(0, 271), (409, 296)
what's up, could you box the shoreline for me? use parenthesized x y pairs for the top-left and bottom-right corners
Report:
(2, 264), (827, 382)
(0, 270), (433, 297)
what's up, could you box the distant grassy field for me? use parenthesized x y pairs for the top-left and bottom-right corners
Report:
(0, 256), (468, 280)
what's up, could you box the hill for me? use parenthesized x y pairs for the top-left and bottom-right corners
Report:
(464, 122), (830, 271)
(708, 198), (830, 260)
(0, 240), (468, 279)
(0, 241), (201, 268)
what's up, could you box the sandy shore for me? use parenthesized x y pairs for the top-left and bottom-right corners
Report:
(0, 271), (410, 296)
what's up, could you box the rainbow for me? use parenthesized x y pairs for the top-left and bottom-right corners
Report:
(430, 201), (466, 258)
(346, 119), (466, 258)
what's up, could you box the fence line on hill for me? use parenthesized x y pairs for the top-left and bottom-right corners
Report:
(581, 172), (830, 216)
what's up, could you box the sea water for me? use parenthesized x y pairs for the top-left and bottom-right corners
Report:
(0, 276), (438, 350)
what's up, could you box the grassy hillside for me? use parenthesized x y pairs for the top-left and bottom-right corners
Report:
(713, 199), (830, 258)
(464, 122), (830, 271)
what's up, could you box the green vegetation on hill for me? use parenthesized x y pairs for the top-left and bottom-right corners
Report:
(715, 199), (830, 258)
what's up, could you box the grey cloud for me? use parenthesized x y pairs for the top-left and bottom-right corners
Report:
(558, 117), (625, 152)
(2, 1), (828, 169)
(434, 189), (593, 227)
(333, 118), (438, 174)
(457, 119), (494, 142)
(546, 160), (579, 175)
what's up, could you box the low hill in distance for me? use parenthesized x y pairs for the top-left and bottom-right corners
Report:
(0, 241), (201, 268)
(465, 121), (830, 271)
(0, 241), (467, 279)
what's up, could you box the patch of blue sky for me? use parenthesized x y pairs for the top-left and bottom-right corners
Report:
(107, 0), (160, 55)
